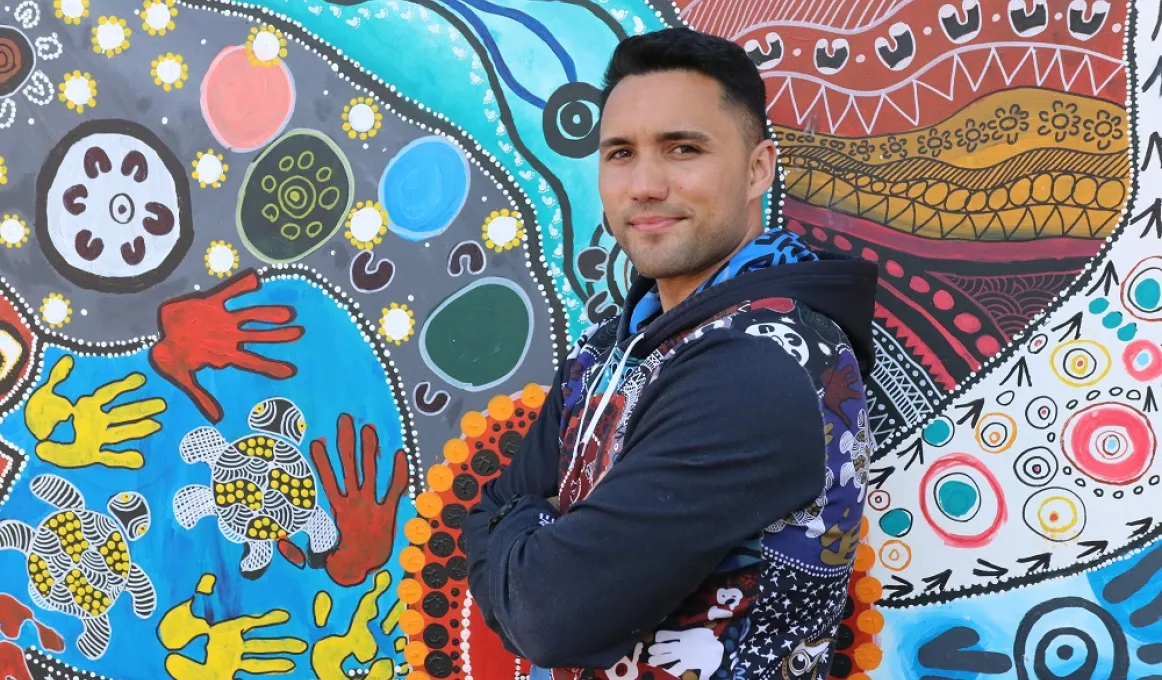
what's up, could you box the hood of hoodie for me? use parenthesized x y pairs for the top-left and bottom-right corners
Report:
(612, 226), (879, 376)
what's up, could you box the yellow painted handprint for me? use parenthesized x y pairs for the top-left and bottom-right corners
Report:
(24, 355), (166, 469)
(312, 570), (406, 680)
(158, 573), (308, 679)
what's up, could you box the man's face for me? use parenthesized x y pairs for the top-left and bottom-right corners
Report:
(598, 70), (769, 282)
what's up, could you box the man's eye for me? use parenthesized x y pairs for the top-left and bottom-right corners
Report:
(674, 145), (700, 154)
(606, 149), (631, 160)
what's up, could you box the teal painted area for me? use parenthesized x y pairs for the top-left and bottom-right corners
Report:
(240, 0), (673, 340)
(1133, 277), (1161, 311)
(879, 508), (913, 538)
(1089, 297), (1110, 313)
(922, 416), (954, 447)
(936, 478), (978, 519)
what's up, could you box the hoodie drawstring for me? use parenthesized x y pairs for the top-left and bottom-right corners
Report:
(565, 332), (647, 483)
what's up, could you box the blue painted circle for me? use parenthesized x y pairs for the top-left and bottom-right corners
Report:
(879, 508), (913, 537)
(923, 416), (955, 447)
(379, 136), (470, 241)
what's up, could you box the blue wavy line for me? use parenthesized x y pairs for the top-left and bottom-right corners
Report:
(458, 0), (578, 82)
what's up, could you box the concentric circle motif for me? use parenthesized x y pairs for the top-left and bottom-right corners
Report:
(1051, 339), (1111, 388)
(1122, 256), (1162, 321)
(868, 489), (891, 511)
(1014, 598), (1128, 680)
(1022, 487), (1086, 542)
(878, 540), (911, 571)
(976, 413), (1017, 454)
(1123, 339), (1162, 382)
(1027, 333), (1049, 354)
(36, 118), (193, 292)
(1025, 396), (1058, 430)
(1013, 447), (1059, 487)
(919, 453), (1007, 548)
(543, 82), (601, 158)
(1061, 402), (1156, 484)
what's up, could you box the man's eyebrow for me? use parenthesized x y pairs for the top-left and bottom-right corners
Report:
(599, 130), (712, 149)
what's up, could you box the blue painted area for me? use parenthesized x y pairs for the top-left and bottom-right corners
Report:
(1103, 311), (1124, 329)
(0, 278), (414, 677)
(1119, 322), (1138, 341)
(1090, 298), (1110, 313)
(242, 0), (671, 340)
(875, 538), (1162, 679)
(381, 135), (471, 241)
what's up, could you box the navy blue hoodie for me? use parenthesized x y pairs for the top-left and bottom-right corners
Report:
(463, 226), (878, 680)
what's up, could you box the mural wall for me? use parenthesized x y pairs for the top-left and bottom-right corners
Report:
(0, 0), (1158, 678)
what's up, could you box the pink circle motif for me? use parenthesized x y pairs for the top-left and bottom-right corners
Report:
(919, 453), (1008, 548)
(1061, 402), (1156, 485)
(1123, 340), (1162, 382)
(200, 45), (296, 152)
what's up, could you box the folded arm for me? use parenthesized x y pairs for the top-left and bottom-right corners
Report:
(464, 332), (828, 670)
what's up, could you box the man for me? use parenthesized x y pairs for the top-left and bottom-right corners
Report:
(463, 27), (878, 680)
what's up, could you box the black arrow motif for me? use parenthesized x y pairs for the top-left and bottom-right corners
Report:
(1148, 387), (1159, 413)
(923, 570), (953, 592)
(972, 559), (1009, 578)
(954, 398), (985, 427)
(1017, 553), (1051, 574)
(1144, 131), (1162, 171)
(898, 439), (925, 471)
(1130, 517), (1155, 539)
(1155, 0), (1162, 40)
(1078, 540), (1108, 559)
(869, 465), (895, 489)
(883, 575), (914, 599)
(1051, 311), (1083, 342)
(1134, 197), (1162, 239)
(1086, 261), (1120, 297)
(1001, 356), (1031, 388)
(1144, 56), (1162, 97)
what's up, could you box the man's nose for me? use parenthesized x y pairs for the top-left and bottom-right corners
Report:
(627, 157), (669, 202)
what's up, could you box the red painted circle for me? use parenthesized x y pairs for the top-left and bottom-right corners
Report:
(1123, 339), (1162, 382)
(918, 453), (1007, 548)
(954, 313), (981, 333)
(833, 235), (853, 251)
(885, 260), (904, 277)
(861, 247), (879, 262)
(909, 276), (930, 293)
(933, 290), (955, 310)
(975, 335), (1000, 355)
(1062, 402), (1156, 484)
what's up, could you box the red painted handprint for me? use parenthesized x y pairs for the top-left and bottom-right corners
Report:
(308, 413), (410, 586)
(148, 269), (304, 423)
(0, 593), (64, 680)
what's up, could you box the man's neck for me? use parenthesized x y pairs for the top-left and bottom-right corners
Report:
(656, 222), (763, 311)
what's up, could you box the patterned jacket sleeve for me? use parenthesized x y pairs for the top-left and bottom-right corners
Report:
(472, 330), (828, 669)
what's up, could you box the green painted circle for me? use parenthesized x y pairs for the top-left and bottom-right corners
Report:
(237, 129), (353, 263)
(419, 278), (534, 391)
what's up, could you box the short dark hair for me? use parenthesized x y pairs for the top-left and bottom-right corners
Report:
(599, 27), (769, 147)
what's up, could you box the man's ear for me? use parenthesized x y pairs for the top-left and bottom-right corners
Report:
(748, 138), (778, 202)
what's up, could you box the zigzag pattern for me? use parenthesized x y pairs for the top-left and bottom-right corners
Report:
(767, 46), (1125, 135)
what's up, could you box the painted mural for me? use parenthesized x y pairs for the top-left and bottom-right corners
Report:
(0, 0), (1159, 678)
